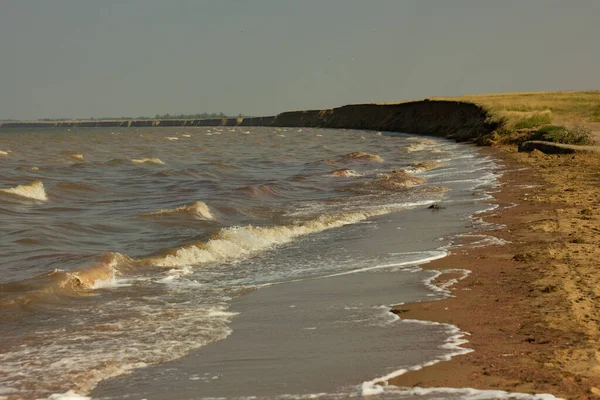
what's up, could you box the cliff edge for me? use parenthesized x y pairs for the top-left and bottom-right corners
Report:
(271, 100), (500, 141)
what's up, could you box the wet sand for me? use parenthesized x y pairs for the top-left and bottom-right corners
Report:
(391, 147), (600, 399)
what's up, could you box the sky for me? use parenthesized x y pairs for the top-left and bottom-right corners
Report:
(1, 0), (599, 120)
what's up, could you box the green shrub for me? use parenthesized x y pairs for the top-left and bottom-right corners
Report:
(537, 125), (565, 134)
(513, 113), (553, 129)
(536, 124), (594, 145)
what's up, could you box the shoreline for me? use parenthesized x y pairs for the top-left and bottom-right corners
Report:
(89, 139), (600, 400)
(388, 146), (600, 398)
(89, 135), (506, 400)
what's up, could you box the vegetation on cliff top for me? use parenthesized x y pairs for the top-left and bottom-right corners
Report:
(432, 91), (599, 147)
(433, 90), (600, 123)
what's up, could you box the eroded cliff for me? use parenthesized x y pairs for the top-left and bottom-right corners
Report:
(271, 100), (499, 140)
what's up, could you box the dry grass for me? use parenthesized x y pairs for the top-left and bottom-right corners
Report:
(432, 91), (600, 124)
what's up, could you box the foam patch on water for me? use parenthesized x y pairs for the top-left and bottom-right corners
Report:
(0, 149), (10, 156)
(0, 180), (48, 201)
(131, 158), (165, 165)
(155, 266), (204, 287)
(0, 301), (236, 398)
(48, 390), (92, 400)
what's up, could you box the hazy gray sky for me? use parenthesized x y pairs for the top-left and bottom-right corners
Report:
(1, 0), (599, 119)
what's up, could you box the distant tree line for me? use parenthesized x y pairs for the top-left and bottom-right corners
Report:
(153, 112), (243, 119)
(35, 112), (246, 121)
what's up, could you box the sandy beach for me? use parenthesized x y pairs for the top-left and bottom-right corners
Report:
(391, 145), (600, 399)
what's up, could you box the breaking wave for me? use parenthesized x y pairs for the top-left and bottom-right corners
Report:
(341, 170), (426, 193)
(131, 158), (165, 165)
(0, 181), (48, 202)
(148, 208), (401, 268)
(409, 161), (446, 173)
(0, 253), (132, 310)
(339, 152), (384, 163)
(329, 168), (363, 177)
(139, 201), (215, 221)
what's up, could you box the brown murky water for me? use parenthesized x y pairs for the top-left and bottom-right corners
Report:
(0, 127), (500, 399)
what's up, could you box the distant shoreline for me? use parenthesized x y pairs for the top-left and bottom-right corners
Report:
(0, 116), (275, 128)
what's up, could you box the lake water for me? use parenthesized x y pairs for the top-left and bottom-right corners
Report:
(0, 127), (515, 399)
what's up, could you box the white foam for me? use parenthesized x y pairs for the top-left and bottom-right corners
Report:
(131, 158), (165, 165)
(374, 386), (562, 399)
(156, 266), (204, 287)
(456, 234), (511, 248)
(328, 169), (363, 178)
(0, 150), (10, 156)
(474, 203), (500, 214)
(0, 181), (48, 201)
(423, 268), (471, 296)
(360, 322), (472, 396)
(166, 136), (179, 141)
(471, 216), (505, 231)
(153, 208), (404, 267)
(48, 390), (91, 400)
(322, 251), (447, 279)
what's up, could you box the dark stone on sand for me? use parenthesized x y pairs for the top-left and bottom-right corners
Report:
(428, 203), (445, 210)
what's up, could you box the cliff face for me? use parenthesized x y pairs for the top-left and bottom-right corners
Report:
(271, 100), (499, 140)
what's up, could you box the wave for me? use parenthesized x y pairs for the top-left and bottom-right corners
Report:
(139, 201), (215, 221)
(405, 138), (438, 145)
(131, 158), (165, 165)
(70, 154), (84, 161)
(0, 253), (132, 309)
(0, 149), (10, 156)
(341, 170), (426, 193)
(0, 181), (48, 202)
(409, 161), (446, 173)
(329, 168), (363, 177)
(57, 182), (97, 192)
(235, 184), (286, 199)
(338, 152), (384, 163)
(406, 144), (426, 152)
(148, 207), (402, 268)
(16, 166), (40, 172)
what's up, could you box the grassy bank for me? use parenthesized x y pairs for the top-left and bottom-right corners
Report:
(430, 91), (600, 147)
(433, 91), (600, 124)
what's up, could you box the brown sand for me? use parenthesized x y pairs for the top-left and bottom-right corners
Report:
(390, 146), (600, 399)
